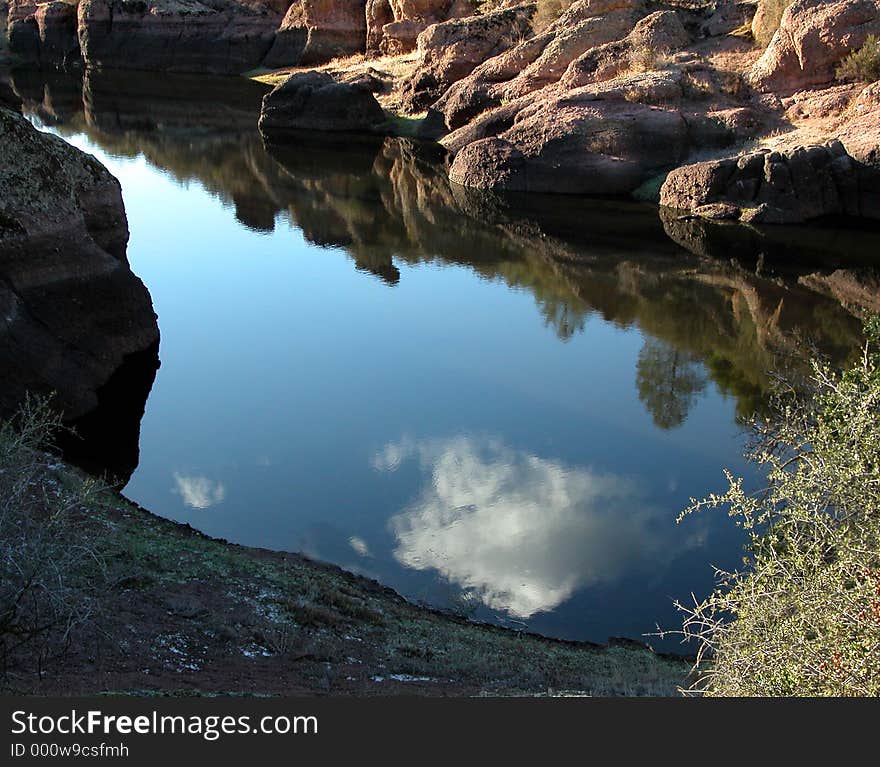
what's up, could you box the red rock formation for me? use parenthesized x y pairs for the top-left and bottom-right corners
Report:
(6, 0), (40, 64)
(435, 0), (646, 130)
(448, 69), (691, 194)
(264, 0), (367, 68)
(398, 2), (535, 112)
(659, 141), (880, 223)
(441, 11), (694, 194)
(365, 0), (477, 56)
(749, 0), (880, 92)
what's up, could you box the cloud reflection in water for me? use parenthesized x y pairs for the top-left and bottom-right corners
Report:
(173, 473), (226, 510)
(376, 437), (686, 618)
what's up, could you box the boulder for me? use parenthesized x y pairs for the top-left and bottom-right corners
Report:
(441, 9), (695, 197)
(660, 141), (880, 222)
(264, 0), (368, 68)
(398, 2), (536, 113)
(0, 104), (159, 420)
(447, 70), (690, 194)
(258, 70), (387, 141)
(749, 0), (880, 93)
(77, 0), (286, 75)
(559, 10), (691, 90)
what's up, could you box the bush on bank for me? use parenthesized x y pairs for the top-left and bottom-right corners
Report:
(678, 318), (880, 696)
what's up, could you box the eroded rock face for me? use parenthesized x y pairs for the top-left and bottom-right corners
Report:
(749, 0), (880, 93)
(365, 0), (478, 56)
(264, 0), (367, 68)
(258, 70), (386, 140)
(78, 0), (287, 75)
(6, 0), (84, 68)
(398, 2), (536, 113)
(435, 0), (647, 130)
(0, 104), (159, 422)
(36, 1), (80, 65)
(7, 0), (40, 65)
(660, 141), (880, 222)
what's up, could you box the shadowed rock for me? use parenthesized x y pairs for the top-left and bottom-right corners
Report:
(77, 0), (286, 75)
(6, 0), (80, 67)
(0, 101), (159, 432)
(661, 141), (880, 223)
(258, 70), (387, 141)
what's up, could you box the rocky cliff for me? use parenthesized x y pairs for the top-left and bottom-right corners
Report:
(2, 0), (488, 73)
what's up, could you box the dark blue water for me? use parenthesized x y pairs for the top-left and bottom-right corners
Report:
(11, 69), (877, 649)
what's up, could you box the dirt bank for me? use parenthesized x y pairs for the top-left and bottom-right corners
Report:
(2, 452), (691, 697)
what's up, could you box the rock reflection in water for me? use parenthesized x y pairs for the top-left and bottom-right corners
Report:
(6, 68), (875, 418)
(8, 65), (878, 436)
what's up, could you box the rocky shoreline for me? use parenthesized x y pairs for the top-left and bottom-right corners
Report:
(251, 1), (880, 224)
(1, 0), (488, 74)
(3, 1), (880, 224)
(0, 97), (158, 426)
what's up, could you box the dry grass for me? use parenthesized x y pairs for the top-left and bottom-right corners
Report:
(250, 51), (423, 113)
(1, 401), (690, 696)
(628, 45), (672, 74)
(252, 51), (421, 89)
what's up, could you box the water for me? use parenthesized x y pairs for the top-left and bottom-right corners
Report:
(6, 68), (879, 649)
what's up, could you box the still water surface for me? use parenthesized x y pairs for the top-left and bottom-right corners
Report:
(11, 69), (879, 648)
